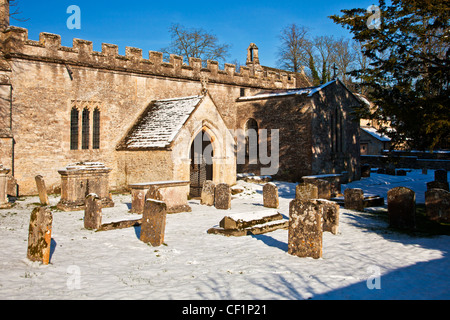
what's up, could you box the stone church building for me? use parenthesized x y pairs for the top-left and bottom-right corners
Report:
(0, 2), (361, 197)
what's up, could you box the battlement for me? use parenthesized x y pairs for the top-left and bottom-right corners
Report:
(2, 26), (297, 89)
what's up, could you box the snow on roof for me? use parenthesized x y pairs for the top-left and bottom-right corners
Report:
(361, 126), (391, 142)
(237, 79), (337, 101)
(120, 95), (203, 149)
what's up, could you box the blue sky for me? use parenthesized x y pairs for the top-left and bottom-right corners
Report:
(12, 0), (375, 68)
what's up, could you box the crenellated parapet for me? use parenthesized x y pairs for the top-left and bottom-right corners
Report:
(1, 26), (297, 89)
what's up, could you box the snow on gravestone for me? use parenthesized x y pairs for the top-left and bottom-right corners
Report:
(344, 188), (364, 211)
(215, 183), (231, 210)
(295, 183), (318, 200)
(288, 199), (323, 259)
(263, 182), (279, 209)
(200, 180), (215, 206)
(140, 199), (167, 246)
(84, 193), (102, 230)
(387, 187), (416, 230)
(27, 206), (53, 265)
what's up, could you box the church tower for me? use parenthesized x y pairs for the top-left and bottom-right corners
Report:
(246, 43), (261, 74)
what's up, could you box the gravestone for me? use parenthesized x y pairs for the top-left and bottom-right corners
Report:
(0, 164), (12, 209)
(200, 180), (215, 206)
(295, 183), (318, 200)
(140, 199), (167, 246)
(387, 187), (416, 229)
(84, 193), (102, 230)
(425, 188), (450, 223)
(344, 188), (364, 211)
(215, 183), (231, 210)
(396, 169), (407, 176)
(435, 169), (448, 183)
(427, 180), (449, 192)
(35, 175), (49, 206)
(317, 199), (340, 235)
(313, 179), (331, 199)
(422, 168), (428, 175)
(386, 164), (396, 176)
(288, 199), (323, 259)
(27, 206), (53, 265)
(361, 164), (371, 178)
(263, 182), (279, 208)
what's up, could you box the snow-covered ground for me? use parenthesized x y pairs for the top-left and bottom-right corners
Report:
(0, 169), (449, 300)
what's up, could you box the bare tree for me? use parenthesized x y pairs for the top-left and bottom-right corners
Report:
(277, 23), (311, 73)
(161, 23), (230, 65)
(332, 37), (355, 86)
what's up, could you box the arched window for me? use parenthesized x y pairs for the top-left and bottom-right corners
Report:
(245, 118), (258, 163)
(93, 108), (100, 149)
(82, 108), (90, 149)
(70, 107), (79, 150)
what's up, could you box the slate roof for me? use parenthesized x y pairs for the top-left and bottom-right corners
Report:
(118, 95), (203, 149)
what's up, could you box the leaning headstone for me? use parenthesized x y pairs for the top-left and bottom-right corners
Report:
(425, 188), (450, 223)
(263, 182), (279, 208)
(317, 199), (340, 235)
(84, 193), (102, 230)
(435, 169), (448, 183)
(140, 198), (167, 246)
(27, 206), (53, 265)
(295, 183), (318, 200)
(35, 175), (49, 206)
(344, 188), (364, 211)
(387, 187), (416, 230)
(427, 180), (449, 192)
(288, 199), (323, 259)
(215, 183), (231, 210)
(200, 180), (215, 206)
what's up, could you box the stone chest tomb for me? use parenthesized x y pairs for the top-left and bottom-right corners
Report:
(56, 162), (114, 211)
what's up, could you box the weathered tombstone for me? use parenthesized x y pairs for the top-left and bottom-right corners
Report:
(57, 162), (114, 211)
(27, 206), (53, 265)
(215, 183), (231, 210)
(344, 188), (364, 211)
(427, 180), (449, 192)
(200, 180), (215, 206)
(84, 193), (102, 230)
(35, 175), (50, 206)
(386, 163), (396, 176)
(140, 199), (167, 246)
(263, 182), (279, 208)
(435, 169), (448, 183)
(361, 164), (371, 178)
(425, 188), (450, 223)
(6, 175), (17, 198)
(387, 187), (416, 229)
(422, 168), (428, 175)
(317, 199), (340, 235)
(295, 183), (318, 200)
(313, 179), (331, 199)
(0, 164), (12, 209)
(288, 199), (323, 259)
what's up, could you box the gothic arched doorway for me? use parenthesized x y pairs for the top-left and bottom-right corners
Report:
(189, 130), (213, 197)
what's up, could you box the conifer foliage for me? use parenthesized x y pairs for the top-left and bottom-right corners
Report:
(330, 0), (449, 150)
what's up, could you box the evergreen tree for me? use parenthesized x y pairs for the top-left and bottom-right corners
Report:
(330, 0), (450, 150)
